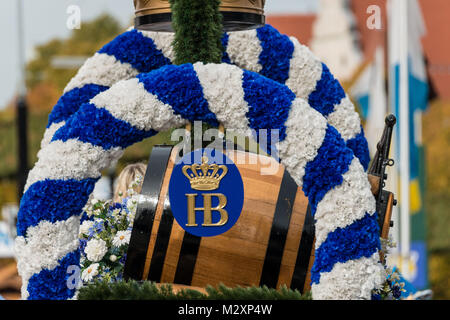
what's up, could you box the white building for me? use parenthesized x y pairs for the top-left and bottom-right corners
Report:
(310, 0), (362, 81)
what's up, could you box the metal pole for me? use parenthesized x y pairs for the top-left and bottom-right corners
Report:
(399, 0), (411, 279)
(387, 0), (400, 257)
(16, 0), (28, 200)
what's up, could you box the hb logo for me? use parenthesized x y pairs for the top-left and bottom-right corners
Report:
(169, 148), (244, 237)
(185, 192), (228, 227)
(183, 156), (228, 227)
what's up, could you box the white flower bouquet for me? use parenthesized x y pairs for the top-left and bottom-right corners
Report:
(78, 176), (141, 284)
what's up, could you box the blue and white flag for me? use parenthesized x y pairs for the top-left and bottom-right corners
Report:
(389, 0), (429, 176)
(388, 0), (429, 289)
(350, 61), (372, 121)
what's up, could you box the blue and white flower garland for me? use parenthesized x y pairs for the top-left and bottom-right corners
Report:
(16, 25), (384, 300)
(42, 25), (369, 169)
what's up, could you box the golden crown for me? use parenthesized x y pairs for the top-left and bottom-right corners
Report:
(182, 156), (228, 191)
(134, 0), (265, 15)
(134, 0), (265, 31)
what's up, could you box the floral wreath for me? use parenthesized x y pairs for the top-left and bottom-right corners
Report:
(16, 25), (384, 300)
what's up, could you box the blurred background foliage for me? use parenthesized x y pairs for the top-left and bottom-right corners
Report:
(422, 99), (450, 299)
(0, 13), (448, 298)
(0, 14), (175, 196)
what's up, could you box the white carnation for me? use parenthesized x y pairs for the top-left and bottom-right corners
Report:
(79, 220), (94, 236)
(84, 239), (108, 262)
(112, 230), (131, 247)
(81, 263), (99, 282)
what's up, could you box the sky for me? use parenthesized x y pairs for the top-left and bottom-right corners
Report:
(0, 0), (318, 109)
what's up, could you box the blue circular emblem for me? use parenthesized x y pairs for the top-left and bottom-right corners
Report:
(168, 148), (244, 237)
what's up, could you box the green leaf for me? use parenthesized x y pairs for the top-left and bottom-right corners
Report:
(169, 0), (223, 65)
(78, 280), (311, 300)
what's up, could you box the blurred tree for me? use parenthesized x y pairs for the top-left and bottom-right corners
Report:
(0, 13), (175, 207)
(26, 82), (60, 113)
(423, 99), (450, 299)
(0, 14), (124, 207)
(26, 39), (63, 90)
(423, 100), (450, 193)
(26, 13), (122, 94)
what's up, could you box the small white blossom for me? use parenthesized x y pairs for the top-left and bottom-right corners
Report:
(82, 203), (93, 216)
(112, 208), (121, 217)
(112, 209), (125, 222)
(127, 213), (135, 225)
(81, 263), (99, 282)
(112, 230), (131, 247)
(127, 196), (138, 211)
(79, 220), (94, 236)
(84, 239), (108, 262)
(127, 188), (136, 197)
(109, 255), (117, 262)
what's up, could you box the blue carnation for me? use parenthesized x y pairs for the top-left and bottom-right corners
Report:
(303, 125), (354, 215)
(347, 127), (371, 171)
(99, 29), (171, 73)
(256, 24), (294, 84)
(52, 103), (157, 150)
(138, 64), (219, 126)
(27, 250), (80, 300)
(47, 84), (108, 127)
(311, 213), (381, 284)
(242, 69), (296, 154)
(308, 64), (346, 117)
(17, 178), (97, 237)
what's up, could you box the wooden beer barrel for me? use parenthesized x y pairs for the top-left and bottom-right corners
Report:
(124, 145), (316, 293)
